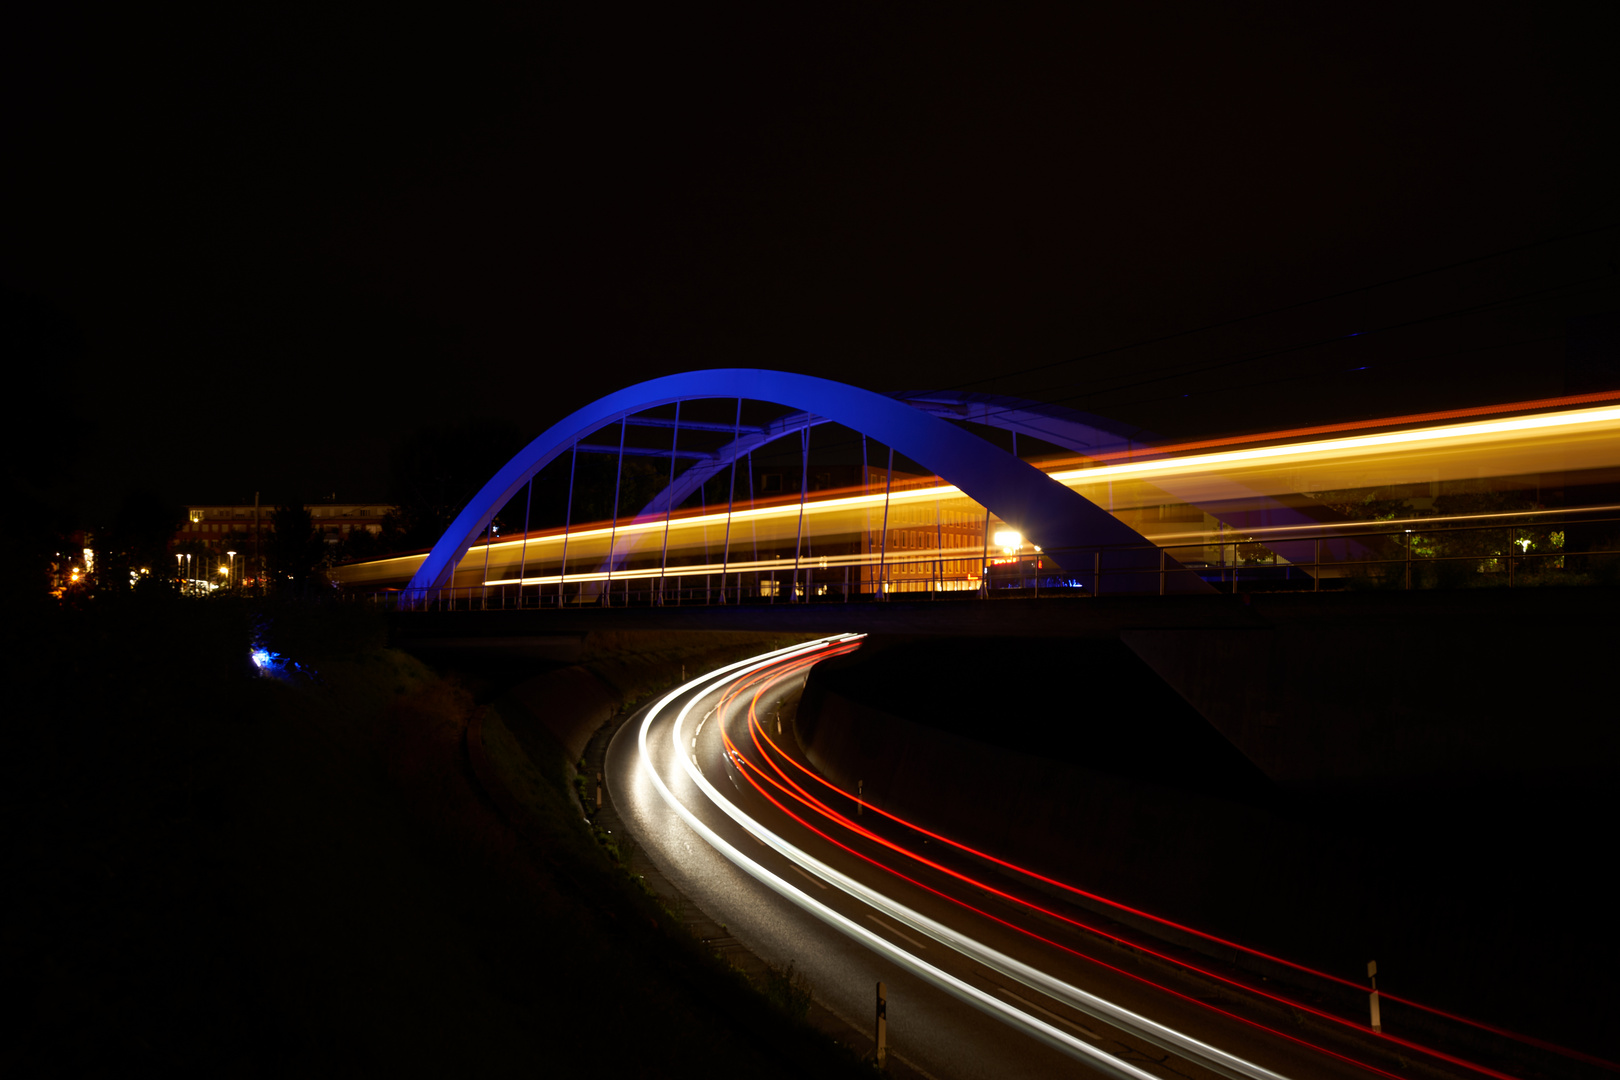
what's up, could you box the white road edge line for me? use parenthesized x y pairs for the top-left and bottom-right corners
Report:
(637, 638), (1174, 1080)
(651, 636), (1293, 1080)
(998, 986), (1104, 1041)
(867, 912), (928, 950)
(787, 862), (829, 889)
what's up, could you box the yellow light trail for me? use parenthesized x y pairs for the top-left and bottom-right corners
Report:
(1047, 403), (1620, 485)
(332, 397), (1620, 589)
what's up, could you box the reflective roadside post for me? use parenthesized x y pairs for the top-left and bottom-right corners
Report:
(1368, 960), (1382, 1033)
(875, 981), (887, 1069)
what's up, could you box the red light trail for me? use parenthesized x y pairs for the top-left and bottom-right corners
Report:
(702, 645), (1614, 1078)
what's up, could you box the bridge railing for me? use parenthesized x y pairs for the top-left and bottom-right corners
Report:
(364, 507), (1620, 610)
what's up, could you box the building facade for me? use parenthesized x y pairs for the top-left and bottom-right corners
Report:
(174, 502), (394, 553)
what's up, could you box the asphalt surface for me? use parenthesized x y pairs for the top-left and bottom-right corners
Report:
(605, 636), (1481, 1080)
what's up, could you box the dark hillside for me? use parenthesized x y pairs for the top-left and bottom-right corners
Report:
(3, 595), (866, 1077)
(810, 634), (1277, 805)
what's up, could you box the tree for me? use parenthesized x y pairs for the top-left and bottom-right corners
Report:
(95, 491), (184, 594)
(1, 291), (88, 604)
(334, 526), (387, 565)
(265, 505), (327, 594)
(1421, 485), (1569, 586)
(384, 419), (526, 552)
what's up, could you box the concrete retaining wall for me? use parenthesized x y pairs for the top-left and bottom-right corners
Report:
(796, 668), (1342, 965)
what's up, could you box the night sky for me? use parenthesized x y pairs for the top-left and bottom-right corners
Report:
(7, 5), (1618, 524)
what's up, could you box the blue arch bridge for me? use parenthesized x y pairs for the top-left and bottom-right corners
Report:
(343, 369), (1379, 607)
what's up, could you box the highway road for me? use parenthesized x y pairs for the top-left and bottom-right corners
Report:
(605, 636), (1556, 1080)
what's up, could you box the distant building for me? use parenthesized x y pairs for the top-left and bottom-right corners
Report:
(174, 501), (394, 553)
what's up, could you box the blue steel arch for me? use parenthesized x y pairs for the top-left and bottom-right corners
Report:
(405, 370), (1213, 594)
(898, 392), (1348, 535)
(622, 390), (1329, 538)
(619, 393), (1145, 523)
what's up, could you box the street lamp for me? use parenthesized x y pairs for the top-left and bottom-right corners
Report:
(226, 550), (236, 590)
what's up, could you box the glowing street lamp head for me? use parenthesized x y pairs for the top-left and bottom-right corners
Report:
(993, 529), (1023, 553)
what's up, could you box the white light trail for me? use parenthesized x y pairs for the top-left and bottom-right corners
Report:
(638, 640), (1296, 1080)
(336, 398), (1620, 590)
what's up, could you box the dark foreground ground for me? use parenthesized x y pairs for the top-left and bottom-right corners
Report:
(3, 592), (870, 1077)
(10, 589), (1615, 1077)
(805, 634), (1620, 1068)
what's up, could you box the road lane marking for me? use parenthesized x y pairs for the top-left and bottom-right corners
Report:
(787, 862), (829, 890)
(997, 987), (1104, 1041)
(642, 638), (1205, 1080)
(866, 913), (928, 951)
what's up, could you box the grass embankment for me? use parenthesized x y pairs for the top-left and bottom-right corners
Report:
(5, 594), (867, 1077)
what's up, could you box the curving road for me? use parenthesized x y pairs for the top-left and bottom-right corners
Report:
(606, 636), (1513, 1080)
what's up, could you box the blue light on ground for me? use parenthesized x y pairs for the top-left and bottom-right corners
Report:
(251, 646), (312, 680)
